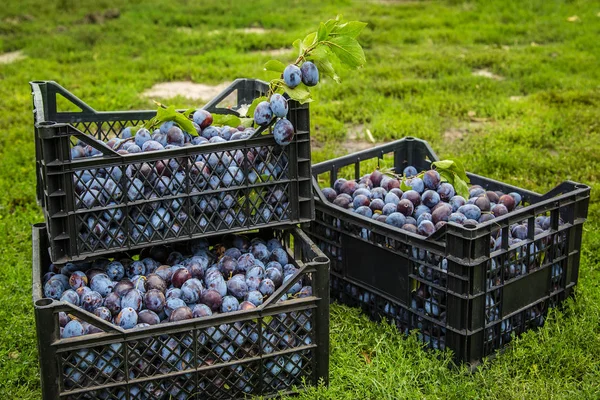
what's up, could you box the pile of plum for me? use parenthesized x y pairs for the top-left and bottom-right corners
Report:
(321, 166), (524, 237)
(42, 235), (311, 338)
(43, 234), (314, 395)
(69, 114), (292, 248)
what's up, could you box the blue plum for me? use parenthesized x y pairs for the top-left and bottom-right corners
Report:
(273, 118), (294, 146)
(421, 190), (440, 208)
(386, 212), (406, 228)
(449, 195), (466, 212)
(192, 110), (213, 129)
(221, 295), (240, 313)
(63, 320), (85, 338)
(403, 166), (418, 177)
(418, 220), (436, 236)
(423, 170), (441, 190)
(254, 101), (273, 126)
(115, 308), (138, 329)
(437, 182), (455, 202)
(283, 64), (302, 88)
(269, 93), (288, 118)
(300, 61), (319, 86)
(457, 204), (482, 221)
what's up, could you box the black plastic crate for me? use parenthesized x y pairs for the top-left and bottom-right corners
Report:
(33, 223), (329, 399)
(306, 137), (590, 366)
(30, 79), (314, 264)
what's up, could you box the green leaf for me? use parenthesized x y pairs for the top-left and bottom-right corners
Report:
(400, 179), (412, 192)
(173, 113), (198, 136)
(324, 36), (366, 69)
(156, 105), (178, 121)
(317, 22), (328, 42)
(331, 21), (367, 38)
(292, 39), (302, 56)
(453, 176), (470, 200)
(212, 114), (242, 127)
(247, 96), (268, 118)
(182, 107), (196, 118)
(284, 84), (312, 104)
(240, 117), (254, 128)
(264, 59), (286, 74)
(301, 32), (317, 53)
(324, 15), (342, 32)
(431, 160), (454, 170)
(313, 57), (340, 83)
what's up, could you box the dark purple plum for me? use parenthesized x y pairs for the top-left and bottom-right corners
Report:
(402, 224), (418, 233)
(449, 212), (467, 225)
(265, 267), (283, 287)
(512, 225), (528, 240)
(479, 214), (495, 223)
(333, 178), (347, 193)
(339, 181), (358, 196)
(250, 243), (270, 262)
(401, 190), (421, 207)
(486, 191), (500, 203)
(397, 199), (414, 216)
(138, 309), (160, 325)
(382, 203), (397, 216)
(321, 188), (337, 202)
(333, 194), (352, 209)
(371, 187), (387, 200)
(145, 274), (167, 293)
(144, 289), (166, 313)
(381, 176), (400, 191)
(370, 198), (385, 212)
(103, 292), (121, 316)
(421, 190), (440, 209)
(492, 204), (509, 217)
(113, 280), (134, 297)
(474, 195), (491, 212)
(167, 126), (185, 146)
(181, 278), (203, 303)
(423, 170), (441, 190)
(437, 183), (455, 202)
(192, 304), (213, 318)
(200, 289), (223, 312)
(127, 261), (146, 279)
(353, 194), (370, 209)
(435, 221), (447, 230)
(369, 170), (383, 187)
(218, 256), (238, 278)
(155, 265), (174, 285)
(192, 109), (213, 129)
(240, 301), (256, 311)
(418, 220), (436, 236)
(169, 306), (193, 322)
(498, 195), (516, 211)
(432, 203), (452, 224)
(172, 268), (192, 288)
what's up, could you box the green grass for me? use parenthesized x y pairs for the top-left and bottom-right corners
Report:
(1, 0), (599, 398)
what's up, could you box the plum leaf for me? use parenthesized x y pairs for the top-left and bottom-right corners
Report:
(284, 84), (312, 104)
(264, 60), (285, 74)
(331, 21), (367, 38)
(212, 114), (241, 127)
(324, 36), (366, 69)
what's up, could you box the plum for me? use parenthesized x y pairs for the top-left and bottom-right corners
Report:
(397, 199), (414, 216)
(254, 101), (273, 126)
(423, 170), (441, 190)
(283, 64), (302, 88)
(273, 118), (294, 146)
(269, 94), (288, 118)
(192, 110), (213, 129)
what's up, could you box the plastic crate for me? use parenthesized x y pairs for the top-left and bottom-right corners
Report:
(306, 137), (590, 366)
(32, 223), (329, 399)
(30, 79), (314, 264)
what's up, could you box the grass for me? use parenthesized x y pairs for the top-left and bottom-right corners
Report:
(1, 0), (599, 398)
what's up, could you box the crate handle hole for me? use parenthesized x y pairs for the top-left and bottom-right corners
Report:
(313, 256), (329, 263)
(36, 298), (53, 307)
(38, 121), (57, 127)
(575, 184), (589, 190)
(405, 136), (415, 140)
(464, 223), (477, 229)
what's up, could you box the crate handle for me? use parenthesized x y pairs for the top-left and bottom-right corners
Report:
(30, 81), (96, 123)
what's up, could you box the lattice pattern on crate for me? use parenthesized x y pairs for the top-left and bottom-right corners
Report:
(72, 146), (293, 253)
(57, 310), (315, 397)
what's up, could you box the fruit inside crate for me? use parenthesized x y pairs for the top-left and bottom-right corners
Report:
(33, 225), (329, 399)
(307, 137), (589, 364)
(31, 79), (313, 263)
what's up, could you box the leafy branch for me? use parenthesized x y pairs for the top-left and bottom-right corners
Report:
(260, 15), (367, 105)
